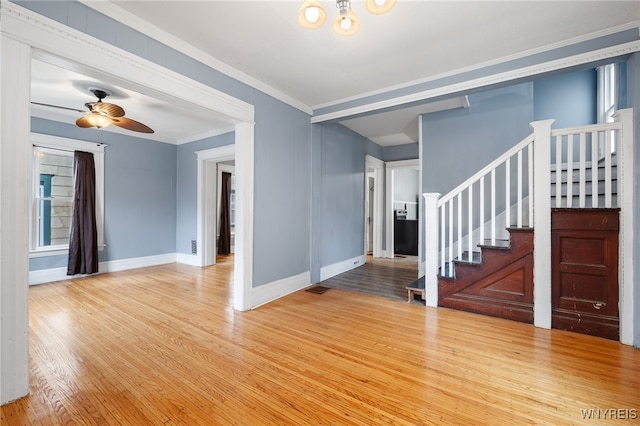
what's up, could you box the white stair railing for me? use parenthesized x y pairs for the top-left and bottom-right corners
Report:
(432, 134), (535, 279)
(423, 110), (631, 313)
(551, 122), (620, 209)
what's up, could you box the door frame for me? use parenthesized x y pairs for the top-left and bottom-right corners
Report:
(385, 159), (419, 259)
(365, 155), (384, 259)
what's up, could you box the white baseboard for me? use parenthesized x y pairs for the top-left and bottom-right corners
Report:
(100, 253), (177, 273)
(320, 254), (366, 282)
(251, 271), (311, 309)
(29, 253), (178, 285)
(29, 267), (69, 285)
(176, 253), (201, 266)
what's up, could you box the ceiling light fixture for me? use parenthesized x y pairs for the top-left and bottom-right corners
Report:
(83, 111), (113, 129)
(298, 0), (396, 37)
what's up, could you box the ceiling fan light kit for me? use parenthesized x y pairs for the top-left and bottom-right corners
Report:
(298, 0), (395, 36)
(75, 88), (154, 134)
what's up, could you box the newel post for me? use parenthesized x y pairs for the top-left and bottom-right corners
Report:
(615, 108), (634, 345)
(424, 193), (441, 308)
(530, 119), (554, 329)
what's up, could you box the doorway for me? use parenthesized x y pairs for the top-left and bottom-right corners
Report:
(385, 159), (420, 263)
(551, 209), (620, 340)
(217, 162), (235, 260)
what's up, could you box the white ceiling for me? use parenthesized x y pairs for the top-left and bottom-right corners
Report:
(30, 1), (640, 145)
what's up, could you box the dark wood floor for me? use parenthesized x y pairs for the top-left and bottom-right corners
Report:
(320, 255), (420, 303)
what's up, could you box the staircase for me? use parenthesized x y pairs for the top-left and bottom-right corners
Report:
(423, 110), (634, 332)
(438, 228), (534, 323)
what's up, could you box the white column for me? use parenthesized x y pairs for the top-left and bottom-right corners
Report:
(1, 35), (31, 404)
(234, 121), (255, 311)
(530, 119), (554, 329)
(615, 109), (634, 345)
(423, 193), (441, 308)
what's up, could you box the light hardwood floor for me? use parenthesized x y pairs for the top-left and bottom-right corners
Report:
(2, 256), (639, 425)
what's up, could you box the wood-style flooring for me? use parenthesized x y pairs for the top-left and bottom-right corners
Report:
(320, 255), (420, 303)
(2, 255), (640, 425)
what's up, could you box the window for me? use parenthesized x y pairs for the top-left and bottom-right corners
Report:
(597, 63), (617, 154)
(30, 133), (105, 256)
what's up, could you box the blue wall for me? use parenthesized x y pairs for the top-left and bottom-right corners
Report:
(252, 91), (312, 287)
(175, 132), (235, 256)
(533, 69), (597, 128)
(315, 124), (367, 269)
(30, 118), (177, 270)
(383, 143), (419, 162)
(422, 83), (534, 195)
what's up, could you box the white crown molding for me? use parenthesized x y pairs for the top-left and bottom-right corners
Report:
(313, 20), (640, 111)
(311, 39), (640, 123)
(78, 0), (313, 116)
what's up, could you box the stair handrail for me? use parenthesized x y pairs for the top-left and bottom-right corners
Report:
(437, 134), (535, 207)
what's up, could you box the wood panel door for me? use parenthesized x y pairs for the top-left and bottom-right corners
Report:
(551, 209), (619, 340)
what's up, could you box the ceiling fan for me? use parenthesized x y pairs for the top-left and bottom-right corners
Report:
(33, 88), (154, 134)
(77, 88), (154, 133)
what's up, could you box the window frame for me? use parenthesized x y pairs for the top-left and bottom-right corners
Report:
(597, 63), (617, 156)
(30, 133), (105, 257)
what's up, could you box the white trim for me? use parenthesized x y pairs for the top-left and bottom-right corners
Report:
(196, 144), (236, 267)
(313, 21), (640, 111)
(100, 253), (176, 273)
(79, 0), (313, 116)
(0, 34), (31, 405)
(320, 255), (366, 282)
(233, 122), (255, 311)
(29, 253), (178, 285)
(365, 155), (384, 259)
(251, 271), (311, 309)
(423, 193), (441, 308)
(28, 267), (69, 286)
(311, 40), (640, 123)
(176, 253), (201, 267)
(530, 119), (555, 330)
(615, 109), (634, 345)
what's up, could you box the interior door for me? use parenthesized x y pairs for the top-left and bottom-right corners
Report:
(551, 209), (619, 340)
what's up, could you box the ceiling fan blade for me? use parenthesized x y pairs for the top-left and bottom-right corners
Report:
(31, 101), (85, 113)
(111, 117), (154, 134)
(75, 115), (96, 128)
(88, 101), (125, 118)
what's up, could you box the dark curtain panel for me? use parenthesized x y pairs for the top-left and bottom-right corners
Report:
(218, 172), (232, 255)
(67, 151), (98, 275)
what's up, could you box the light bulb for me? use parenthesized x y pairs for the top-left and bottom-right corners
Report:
(365, 0), (396, 15)
(298, 0), (326, 29)
(332, 8), (360, 36)
(304, 6), (320, 23)
(87, 113), (112, 129)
